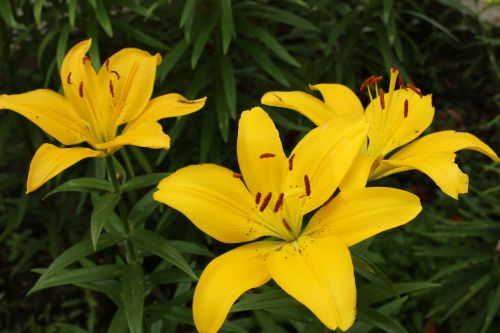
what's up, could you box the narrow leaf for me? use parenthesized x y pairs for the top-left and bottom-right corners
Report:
(219, 0), (235, 53)
(91, 193), (120, 250)
(122, 263), (144, 333)
(44, 177), (113, 199)
(219, 55), (236, 119)
(122, 173), (169, 192)
(94, 0), (113, 36)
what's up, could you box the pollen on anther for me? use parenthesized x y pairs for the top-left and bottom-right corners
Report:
(398, 76), (407, 89)
(79, 81), (84, 98)
(260, 153), (275, 159)
(379, 88), (385, 109)
(304, 175), (311, 196)
(255, 192), (262, 205)
(288, 154), (295, 171)
(370, 76), (383, 87)
(259, 192), (272, 212)
(232, 172), (241, 179)
(67, 72), (72, 84)
(83, 56), (91, 64)
(109, 80), (114, 97)
(404, 99), (409, 118)
(110, 70), (121, 80)
(360, 75), (375, 92)
(407, 84), (422, 97)
(273, 193), (284, 213)
(391, 67), (399, 73)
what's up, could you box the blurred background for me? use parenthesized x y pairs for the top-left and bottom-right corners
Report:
(0, 0), (499, 332)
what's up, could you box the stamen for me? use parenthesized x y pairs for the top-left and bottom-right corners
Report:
(105, 58), (110, 71)
(391, 67), (399, 73)
(259, 192), (272, 212)
(370, 76), (383, 87)
(404, 99), (409, 118)
(304, 175), (311, 196)
(79, 81), (84, 98)
(379, 88), (385, 109)
(83, 56), (91, 64)
(67, 72), (72, 84)
(110, 70), (121, 80)
(407, 84), (422, 97)
(232, 172), (242, 178)
(288, 153), (295, 171)
(255, 192), (262, 205)
(282, 219), (292, 233)
(109, 80), (114, 97)
(273, 193), (284, 213)
(398, 76), (407, 89)
(260, 153), (275, 159)
(360, 75), (375, 92)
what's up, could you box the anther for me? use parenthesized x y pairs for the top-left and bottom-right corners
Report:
(282, 219), (292, 233)
(370, 76), (383, 87)
(260, 153), (275, 159)
(259, 192), (272, 212)
(110, 70), (121, 80)
(379, 88), (385, 109)
(391, 67), (399, 73)
(67, 72), (72, 84)
(79, 81), (84, 98)
(304, 175), (311, 196)
(83, 56), (91, 64)
(404, 99), (409, 118)
(232, 172), (242, 178)
(288, 154), (295, 171)
(360, 75), (375, 92)
(398, 76), (407, 89)
(105, 58), (110, 71)
(255, 192), (262, 205)
(109, 80), (114, 97)
(273, 193), (284, 213)
(407, 84), (422, 97)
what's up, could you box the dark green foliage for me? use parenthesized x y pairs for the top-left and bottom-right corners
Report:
(0, 0), (498, 332)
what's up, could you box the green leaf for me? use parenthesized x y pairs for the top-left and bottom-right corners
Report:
(33, 0), (44, 28)
(44, 178), (113, 199)
(244, 5), (318, 31)
(404, 9), (459, 43)
(254, 310), (288, 333)
(114, 21), (168, 51)
(0, 0), (24, 29)
(122, 173), (169, 192)
(180, 0), (197, 28)
(68, 0), (77, 26)
(130, 228), (197, 280)
(191, 16), (217, 68)
(29, 233), (123, 294)
(94, 0), (113, 36)
(219, 0), (235, 53)
(244, 42), (290, 86)
(481, 283), (500, 333)
(31, 265), (123, 292)
(128, 189), (158, 226)
(219, 55), (236, 119)
(122, 263), (144, 333)
(215, 82), (229, 142)
(56, 24), (71, 71)
(168, 240), (215, 258)
(231, 290), (297, 312)
(91, 193), (120, 251)
(56, 324), (89, 333)
(357, 304), (408, 333)
(157, 39), (189, 82)
(242, 24), (300, 68)
(107, 307), (128, 333)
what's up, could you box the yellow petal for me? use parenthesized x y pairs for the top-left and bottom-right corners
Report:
(267, 236), (356, 331)
(389, 130), (499, 162)
(304, 188), (421, 246)
(339, 151), (377, 191)
(153, 164), (278, 243)
(285, 115), (368, 214)
(0, 90), (89, 145)
(131, 93), (206, 125)
(97, 48), (162, 126)
(376, 152), (469, 199)
(366, 90), (434, 156)
(94, 121), (170, 154)
(261, 91), (334, 126)
(309, 83), (364, 116)
(237, 107), (287, 196)
(27, 143), (103, 193)
(193, 241), (282, 333)
(60, 39), (101, 129)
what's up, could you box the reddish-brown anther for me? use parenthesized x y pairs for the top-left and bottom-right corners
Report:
(255, 192), (262, 205)
(78, 81), (84, 98)
(379, 88), (385, 109)
(404, 99), (409, 118)
(260, 153), (276, 159)
(304, 175), (311, 196)
(273, 193), (284, 213)
(259, 192), (272, 212)
(288, 154), (295, 171)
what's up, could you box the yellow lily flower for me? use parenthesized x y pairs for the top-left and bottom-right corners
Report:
(0, 39), (206, 193)
(261, 68), (499, 199)
(153, 107), (422, 332)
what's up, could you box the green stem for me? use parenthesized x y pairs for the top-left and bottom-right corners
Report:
(106, 156), (137, 262)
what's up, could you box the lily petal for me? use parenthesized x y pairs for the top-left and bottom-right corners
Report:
(304, 188), (421, 245)
(94, 121), (170, 154)
(131, 93), (206, 125)
(267, 236), (356, 331)
(389, 130), (499, 162)
(375, 152), (469, 199)
(98, 48), (162, 126)
(261, 91), (334, 126)
(237, 107), (287, 196)
(339, 151), (377, 191)
(285, 115), (368, 214)
(310, 83), (364, 116)
(153, 164), (277, 243)
(27, 143), (103, 193)
(193, 241), (282, 333)
(0, 90), (89, 145)
(60, 39), (101, 129)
